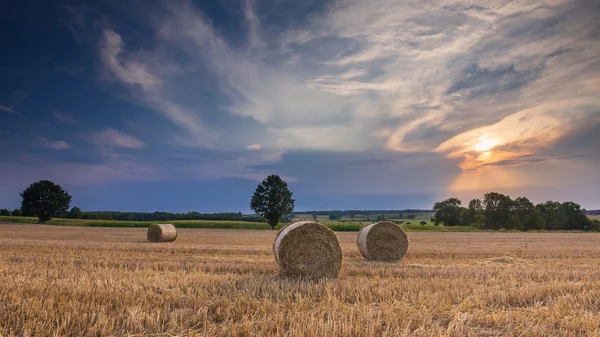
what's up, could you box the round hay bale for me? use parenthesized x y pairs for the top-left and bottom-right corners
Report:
(357, 221), (408, 262)
(147, 224), (177, 243)
(273, 221), (342, 280)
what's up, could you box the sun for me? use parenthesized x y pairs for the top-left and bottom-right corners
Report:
(475, 135), (497, 152)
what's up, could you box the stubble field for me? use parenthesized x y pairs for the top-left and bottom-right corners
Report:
(1, 222), (600, 336)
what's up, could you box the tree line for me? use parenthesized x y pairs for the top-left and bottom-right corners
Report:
(62, 209), (267, 222)
(2, 178), (288, 224)
(433, 192), (599, 231)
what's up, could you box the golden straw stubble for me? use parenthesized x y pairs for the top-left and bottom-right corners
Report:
(147, 224), (178, 243)
(358, 221), (408, 262)
(273, 221), (342, 280)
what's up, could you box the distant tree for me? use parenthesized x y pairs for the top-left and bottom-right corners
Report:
(408, 213), (416, 219)
(376, 214), (386, 221)
(398, 213), (404, 219)
(463, 199), (484, 227)
(312, 211), (318, 222)
(0, 209), (9, 216)
(250, 175), (295, 230)
(68, 206), (83, 219)
(482, 192), (513, 230)
(12, 208), (22, 216)
(561, 201), (590, 230)
(420, 221), (427, 225)
(20, 180), (72, 223)
(536, 201), (567, 230)
(433, 198), (463, 226)
(591, 219), (600, 232)
(349, 211), (356, 219)
(329, 214), (340, 220)
(512, 197), (538, 231)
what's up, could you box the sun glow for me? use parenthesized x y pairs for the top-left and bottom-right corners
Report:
(475, 135), (497, 152)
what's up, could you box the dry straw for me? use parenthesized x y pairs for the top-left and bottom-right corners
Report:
(147, 224), (177, 243)
(273, 221), (342, 280)
(357, 221), (408, 262)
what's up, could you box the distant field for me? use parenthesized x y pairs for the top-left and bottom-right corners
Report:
(0, 216), (275, 229)
(2, 215), (596, 232)
(1, 222), (599, 336)
(303, 213), (435, 222)
(0, 216), (468, 232)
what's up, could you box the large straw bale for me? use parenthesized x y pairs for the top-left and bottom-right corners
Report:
(357, 221), (408, 261)
(147, 224), (177, 243)
(273, 221), (342, 280)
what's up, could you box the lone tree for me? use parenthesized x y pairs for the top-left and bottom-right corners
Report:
(250, 174), (295, 230)
(433, 197), (463, 226)
(68, 206), (83, 219)
(20, 180), (71, 223)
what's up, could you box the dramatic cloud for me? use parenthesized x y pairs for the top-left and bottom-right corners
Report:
(96, 0), (599, 159)
(92, 129), (145, 149)
(27, 0), (594, 207)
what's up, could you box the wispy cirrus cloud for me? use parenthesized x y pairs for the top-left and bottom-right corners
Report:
(98, 29), (216, 148)
(0, 105), (17, 114)
(92, 129), (144, 149)
(53, 110), (80, 125)
(39, 138), (72, 150)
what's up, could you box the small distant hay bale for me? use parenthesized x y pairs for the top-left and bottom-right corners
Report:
(273, 221), (342, 280)
(357, 221), (408, 262)
(147, 224), (177, 243)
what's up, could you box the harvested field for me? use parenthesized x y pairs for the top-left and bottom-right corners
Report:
(1, 222), (600, 336)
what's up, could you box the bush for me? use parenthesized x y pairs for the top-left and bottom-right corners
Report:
(0, 209), (9, 216)
(405, 222), (411, 225)
(11, 208), (22, 216)
(420, 221), (427, 225)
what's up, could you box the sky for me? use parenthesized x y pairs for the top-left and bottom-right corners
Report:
(1, 0), (599, 213)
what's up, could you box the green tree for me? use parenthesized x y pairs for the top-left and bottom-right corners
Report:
(408, 213), (416, 219)
(0, 209), (9, 216)
(68, 206), (83, 219)
(536, 201), (567, 230)
(463, 199), (483, 227)
(312, 211), (318, 222)
(12, 208), (22, 216)
(512, 197), (538, 231)
(20, 180), (72, 223)
(329, 214), (340, 220)
(433, 198), (463, 226)
(349, 211), (356, 219)
(482, 192), (514, 230)
(561, 201), (590, 230)
(250, 175), (295, 230)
